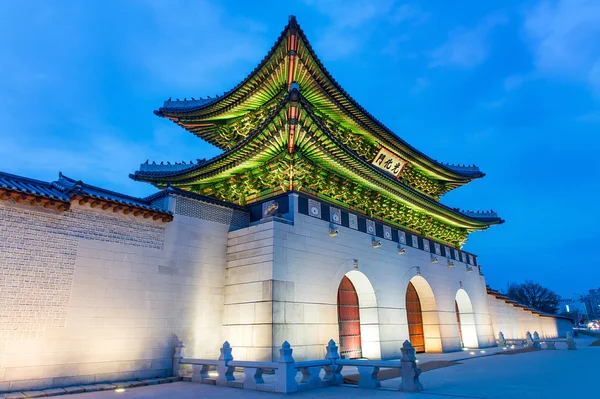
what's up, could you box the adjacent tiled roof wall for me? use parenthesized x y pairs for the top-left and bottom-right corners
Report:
(55, 173), (167, 213)
(0, 172), (69, 202)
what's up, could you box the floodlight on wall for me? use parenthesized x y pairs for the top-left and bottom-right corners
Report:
(447, 258), (454, 268)
(466, 265), (474, 273)
(416, 267), (421, 276)
(372, 237), (382, 248)
(329, 223), (339, 237)
(397, 244), (406, 255)
(430, 254), (439, 264)
(353, 259), (359, 270)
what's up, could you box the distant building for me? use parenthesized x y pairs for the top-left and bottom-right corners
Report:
(584, 289), (600, 319)
(559, 296), (588, 319)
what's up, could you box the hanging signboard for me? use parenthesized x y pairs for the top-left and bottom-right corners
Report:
(371, 147), (407, 177)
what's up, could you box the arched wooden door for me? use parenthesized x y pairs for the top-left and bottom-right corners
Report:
(455, 300), (464, 347)
(337, 276), (362, 358)
(406, 282), (425, 353)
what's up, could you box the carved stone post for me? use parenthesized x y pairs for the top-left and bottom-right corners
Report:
(566, 331), (577, 350)
(400, 340), (423, 392)
(216, 341), (235, 386)
(191, 364), (210, 383)
(323, 339), (343, 386)
(172, 339), (185, 377)
(357, 365), (380, 389)
(525, 332), (534, 347)
(533, 332), (541, 349)
(243, 367), (264, 389)
(274, 341), (298, 393)
(498, 332), (506, 346)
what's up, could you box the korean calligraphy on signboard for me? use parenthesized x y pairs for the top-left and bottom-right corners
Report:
(371, 147), (407, 177)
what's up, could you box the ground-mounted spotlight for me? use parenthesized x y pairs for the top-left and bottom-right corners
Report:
(114, 388), (126, 393)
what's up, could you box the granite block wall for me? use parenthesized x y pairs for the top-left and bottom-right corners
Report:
(222, 194), (496, 361)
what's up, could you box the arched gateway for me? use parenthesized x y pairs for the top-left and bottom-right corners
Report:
(406, 276), (443, 353)
(337, 276), (362, 358)
(455, 289), (479, 348)
(406, 282), (425, 352)
(335, 270), (381, 359)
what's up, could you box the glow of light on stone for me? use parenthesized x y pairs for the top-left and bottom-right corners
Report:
(469, 352), (475, 355)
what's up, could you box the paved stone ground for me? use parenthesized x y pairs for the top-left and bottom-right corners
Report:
(19, 336), (597, 399)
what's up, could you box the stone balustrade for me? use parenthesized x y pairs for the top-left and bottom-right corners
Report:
(173, 339), (422, 394)
(497, 331), (576, 350)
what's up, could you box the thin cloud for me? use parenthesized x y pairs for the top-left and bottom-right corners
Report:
(303, 0), (426, 60)
(430, 13), (508, 68)
(524, 0), (600, 95)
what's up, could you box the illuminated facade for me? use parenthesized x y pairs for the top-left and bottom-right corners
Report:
(0, 16), (572, 393)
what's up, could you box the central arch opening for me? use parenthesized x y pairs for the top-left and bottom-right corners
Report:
(406, 275), (443, 353)
(406, 282), (425, 353)
(337, 276), (361, 358)
(335, 270), (381, 359)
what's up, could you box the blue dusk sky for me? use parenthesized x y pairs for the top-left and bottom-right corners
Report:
(1, 1), (599, 297)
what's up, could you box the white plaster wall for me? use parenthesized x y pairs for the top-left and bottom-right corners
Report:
(0, 198), (231, 392)
(486, 295), (572, 340)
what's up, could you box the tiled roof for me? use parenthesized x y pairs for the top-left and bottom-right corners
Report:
(54, 173), (168, 213)
(156, 95), (224, 114)
(0, 171), (70, 202)
(0, 170), (172, 220)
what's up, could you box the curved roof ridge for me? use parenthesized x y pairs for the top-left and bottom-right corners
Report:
(132, 94), (289, 181)
(292, 23), (484, 180)
(298, 97), (503, 227)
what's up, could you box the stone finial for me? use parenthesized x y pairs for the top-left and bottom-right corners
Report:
(400, 340), (423, 392)
(278, 341), (294, 363)
(566, 331), (577, 350)
(498, 331), (506, 346)
(525, 332), (534, 347)
(172, 338), (185, 377)
(325, 339), (340, 360)
(219, 341), (233, 362)
(401, 340), (417, 362)
(532, 332), (541, 349)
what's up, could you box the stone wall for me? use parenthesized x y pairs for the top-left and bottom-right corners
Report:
(0, 196), (245, 392)
(486, 295), (571, 339)
(222, 194), (496, 361)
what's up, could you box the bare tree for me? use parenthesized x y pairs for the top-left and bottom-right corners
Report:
(505, 281), (560, 314)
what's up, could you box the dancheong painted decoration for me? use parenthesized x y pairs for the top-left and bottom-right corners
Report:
(131, 16), (503, 247)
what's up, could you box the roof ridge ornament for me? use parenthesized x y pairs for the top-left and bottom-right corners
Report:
(287, 84), (300, 155)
